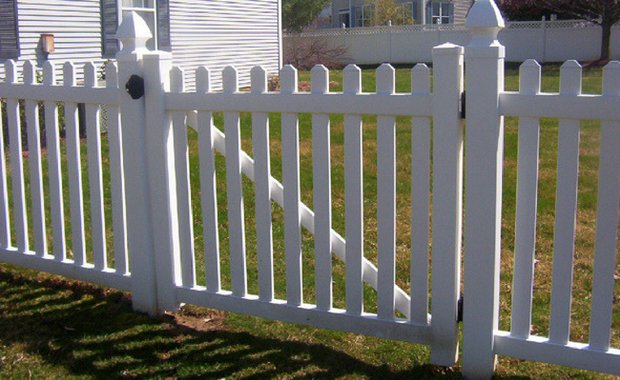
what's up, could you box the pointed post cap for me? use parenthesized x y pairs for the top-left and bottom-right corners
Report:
(116, 11), (153, 53)
(466, 0), (505, 46)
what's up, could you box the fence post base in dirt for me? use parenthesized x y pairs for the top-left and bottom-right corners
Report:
(462, 0), (506, 378)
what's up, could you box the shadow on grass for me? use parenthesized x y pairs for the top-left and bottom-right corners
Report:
(0, 266), (530, 379)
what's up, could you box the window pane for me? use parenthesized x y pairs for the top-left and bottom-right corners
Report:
(122, 0), (154, 9)
(339, 12), (350, 28)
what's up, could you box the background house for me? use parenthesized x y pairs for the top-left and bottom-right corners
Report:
(330, 0), (473, 28)
(0, 0), (282, 88)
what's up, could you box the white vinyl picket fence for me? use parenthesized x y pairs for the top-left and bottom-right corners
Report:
(0, 1), (618, 378)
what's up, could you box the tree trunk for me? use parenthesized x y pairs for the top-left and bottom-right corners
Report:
(601, 22), (612, 61)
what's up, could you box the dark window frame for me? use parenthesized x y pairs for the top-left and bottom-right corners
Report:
(101, 0), (170, 58)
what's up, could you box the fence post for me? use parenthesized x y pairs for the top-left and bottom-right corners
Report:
(142, 48), (182, 312)
(116, 12), (180, 314)
(115, 12), (158, 315)
(462, 1), (505, 379)
(430, 42), (464, 366)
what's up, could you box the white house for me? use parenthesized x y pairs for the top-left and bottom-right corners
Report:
(0, 0), (282, 87)
(330, 0), (473, 28)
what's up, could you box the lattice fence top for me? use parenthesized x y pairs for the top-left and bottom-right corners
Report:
(287, 19), (606, 38)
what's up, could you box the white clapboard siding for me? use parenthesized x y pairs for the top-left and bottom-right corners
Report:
(0, 0), (105, 80)
(0, 0), (281, 92)
(169, 0), (281, 90)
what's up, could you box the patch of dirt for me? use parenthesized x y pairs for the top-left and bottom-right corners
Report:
(167, 308), (227, 333)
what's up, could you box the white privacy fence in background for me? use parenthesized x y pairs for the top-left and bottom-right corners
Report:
(285, 19), (620, 65)
(0, 1), (619, 379)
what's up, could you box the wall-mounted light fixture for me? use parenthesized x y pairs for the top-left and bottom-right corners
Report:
(41, 33), (55, 53)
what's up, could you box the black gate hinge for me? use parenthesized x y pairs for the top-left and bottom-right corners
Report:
(457, 295), (464, 323)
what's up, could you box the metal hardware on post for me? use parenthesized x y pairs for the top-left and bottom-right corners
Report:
(460, 91), (466, 119)
(125, 74), (145, 99)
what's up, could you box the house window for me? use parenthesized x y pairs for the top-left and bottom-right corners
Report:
(431, 1), (452, 24)
(120, 0), (157, 50)
(102, 0), (170, 58)
(360, 4), (374, 27)
(0, 0), (20, 60)
(395, 2), (414, 25)
(338, 10), (351, 28)
(353, 5), (374, 27)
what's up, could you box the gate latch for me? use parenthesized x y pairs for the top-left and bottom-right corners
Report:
(125, 74), (145, 100)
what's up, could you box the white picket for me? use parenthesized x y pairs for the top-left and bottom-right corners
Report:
(312, 65), (333, 311)
(24, 61), (47, 257)
(84, 63), (107, 270)
(196, 67), (221, 293)
(549, 60), (582, 345)
(376, 63), (396, 320)
(510, 60), (541, 339)
(410, 63), (431, 325)
(0, 73), (9, 248)
(588, 61), (620, 351)
(105, 62), (128, 274)
(431, 44), (464, 366)
(63, 62), (86, 266)
(344, 64), (364, 315)
(281, 65), (303, 306)
(251, 66), (274, 301)
(171, 67), (196, 288)
(42, 62), (67, 261)
(6, 61), (29, 254)
(223, 66), (248, 297)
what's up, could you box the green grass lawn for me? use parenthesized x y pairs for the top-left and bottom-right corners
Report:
(0, 63), (617, 379)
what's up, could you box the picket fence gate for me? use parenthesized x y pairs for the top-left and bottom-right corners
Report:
(0, 1), (618, 378)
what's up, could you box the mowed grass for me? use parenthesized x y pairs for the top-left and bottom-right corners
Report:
(0, 63), (617, 379)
